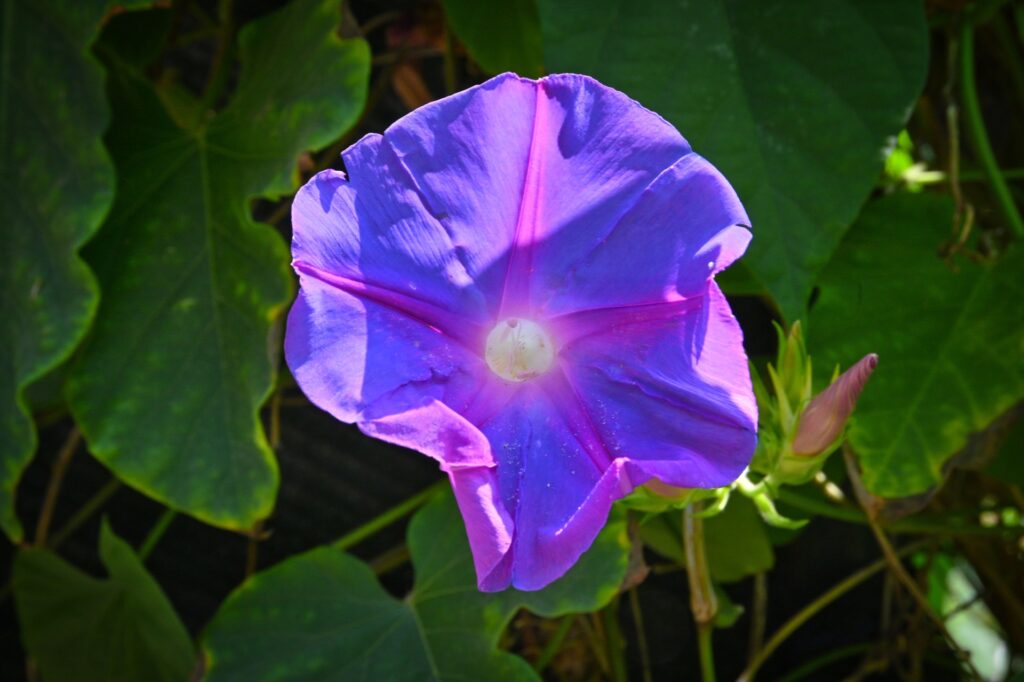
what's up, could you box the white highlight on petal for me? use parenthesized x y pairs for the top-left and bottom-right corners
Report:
(485, 318), (555, 382)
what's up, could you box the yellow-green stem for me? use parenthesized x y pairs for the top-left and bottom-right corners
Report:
(960, 21), (1024, 237)
(684, 504), (717, 682)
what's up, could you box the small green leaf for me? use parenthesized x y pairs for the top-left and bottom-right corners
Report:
(203, 491), (629, 681)
(0, 0), (118, 540)
(13, 520), (195, 682)
(705, 496), (774, 583)
(810, 194), (1024, 497)
(637, 512), (685, 565)
(442, 0), (544, 77)
(67, 0), (370, 530)
(713, 586), (745, 629)
(539, 0), (928, 321)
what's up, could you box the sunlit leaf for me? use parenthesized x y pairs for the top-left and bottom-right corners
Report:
(67, 0), (370, 530)
(539, 0), (928, 320)
(810, 194), (1024, 497)
(13, 520), (195, 682)
(202, 491), (629, 681)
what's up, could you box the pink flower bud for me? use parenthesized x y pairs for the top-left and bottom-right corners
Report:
(792, 354), (878, 456)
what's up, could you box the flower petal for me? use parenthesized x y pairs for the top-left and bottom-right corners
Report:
(540, 153), (751, 317)
(560, 282), (757, 488)
(503, 75), (692, 315)
(291, 152), (489, 332)
(384, 73), (691, 317)
(285, 276), (492, 469)
(474, 384), (627, 591)
(467, 371), (745, 592)
(381, 73), (539, 310)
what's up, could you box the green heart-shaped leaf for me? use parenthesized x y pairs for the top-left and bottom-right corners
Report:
(539, 0), (928, 321)
(67, 0), (370, 530)
(13, 520), (195, 682)
(202, 491), (630, 681)
(810, 194), (1024, 496)
(0, 0), (126, 540)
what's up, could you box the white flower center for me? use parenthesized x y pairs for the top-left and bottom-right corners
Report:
(485, 318), (555, 382)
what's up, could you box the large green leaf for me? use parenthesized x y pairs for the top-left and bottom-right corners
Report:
(0, 0), (115, 540)
(13, 520), (195, 682)
(539, 0), (928, 320)
(442, 0), (544, 77)
(67, 0), (370, 530)
(202, 491), (629, 681)
(809, 194), (1024, 496)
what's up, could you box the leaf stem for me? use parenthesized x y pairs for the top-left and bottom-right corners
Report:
(603, 597), (629, 682)
(777, 488), (1014, 536)
(866, 520), (982, 679)
(48, 479), (121, 549)
(697, 625), (716, 682)
(534, 616), (574, 673)
(442, 18), (457, 95)
(628, 587), (653, 682)
(0, 478), (122, 606)
(332, 479), (447, 551)
(200, 0), (235, 113)
(34, 427), (81, 547)
(776, 642), (874, 682)
(138, 508), (177, 561)
(739, 540), (928, 681)
(683, 504), (717, 682)
(959, 20), (1024, 237)
(748, 571), (768, 667)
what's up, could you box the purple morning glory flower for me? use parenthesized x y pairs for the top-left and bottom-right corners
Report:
(285, 73), (757, 591)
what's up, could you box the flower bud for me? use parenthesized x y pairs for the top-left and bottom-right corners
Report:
(792, 353), (878, 456)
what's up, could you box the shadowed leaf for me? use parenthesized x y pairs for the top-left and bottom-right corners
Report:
(539, 0), (928, 320)
(13, 520), (195, 682)
(202, 491), (630, 681)
(0, 0), (126, 540)
(66, 0), (370, 530)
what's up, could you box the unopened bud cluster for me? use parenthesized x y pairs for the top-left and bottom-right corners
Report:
(752, 321), (877, 487)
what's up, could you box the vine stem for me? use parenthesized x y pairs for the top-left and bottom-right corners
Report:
(777, 488), (1013, 536)
(199, 0), (235, 113)
(843, 450), (983, 679)
(739, 540), (929, 681)
(603, 597), (628, 682)
(138, 509), (177, 561)
(533, 616), (575, 673)
(47, 479), (121, 549)
(332, 479), (447, 551)
(0, 478), (122, 606)
(683, 503), (717, 682)
(960, 20), (1024, 237)
(34, 427), (81, 547)
(776, 642), (874, 682)
(748, 571), (767, 667)
(628, 587), (653, 682)
(442, 17), (457, 95)
(867, 521), (983, 680)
